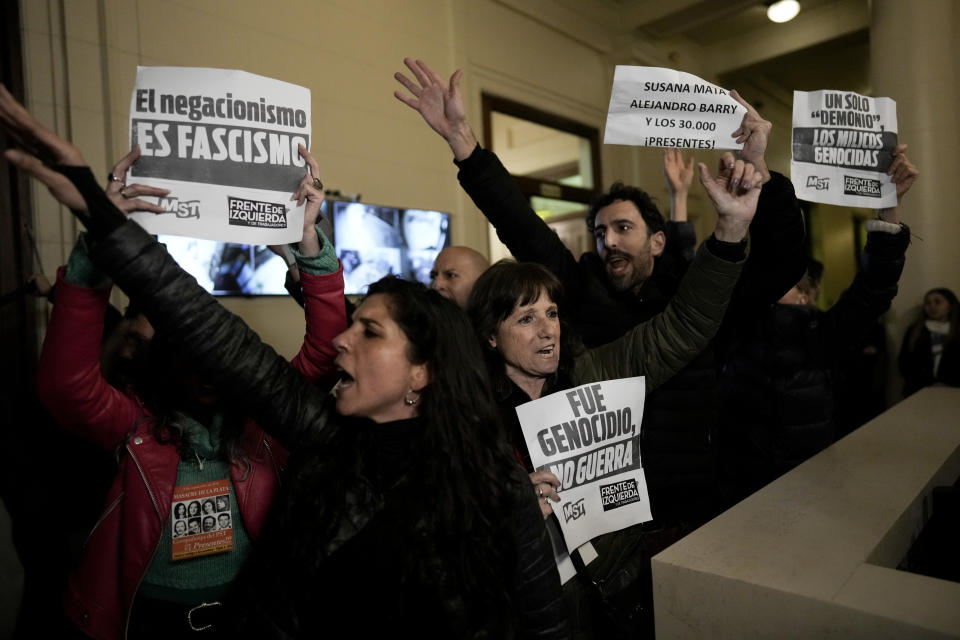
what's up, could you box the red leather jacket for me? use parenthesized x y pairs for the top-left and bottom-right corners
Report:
(37, 265), (346, 640)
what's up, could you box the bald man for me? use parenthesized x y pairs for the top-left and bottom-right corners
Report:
(429, 246), (489, 308)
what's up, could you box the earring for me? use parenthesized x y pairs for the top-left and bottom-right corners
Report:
(404, 390), (420, 406)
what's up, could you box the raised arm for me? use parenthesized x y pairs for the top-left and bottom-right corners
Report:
(393, 57), (476, 161)
(37, 258), (141, 451)
(285, 145), (347, 384)
(821, 145), (917, 355)
(394, 58), (587, 292)
(575, 157), (761, 389)
(33, 146), (169, 450)
(726, 90), (806, 311)
(661, 148), (698, 267)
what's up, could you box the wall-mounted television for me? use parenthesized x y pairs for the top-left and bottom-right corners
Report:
(158, 235), (291, 296)
(158, 198), (449, 297)
(332, 201), (450, 295)
(158, 200), (330, 296)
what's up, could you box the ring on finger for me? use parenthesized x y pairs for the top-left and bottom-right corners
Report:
(108, 172), (123, 183)
(312, 176), (323, 191)
(538, 486), (543, 498)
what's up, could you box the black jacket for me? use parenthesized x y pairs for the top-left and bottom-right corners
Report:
(899, 322), (960, 396)
(717, 224), (911, 504)
(455, 146), (806, 524)
(60, 166), (569, 639)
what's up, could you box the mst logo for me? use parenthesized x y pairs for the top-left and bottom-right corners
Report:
(843, 175), (882, 198)
(562, 498), (586, 523)
(157, 196), (200, 219)
(805, 176), (830, 191)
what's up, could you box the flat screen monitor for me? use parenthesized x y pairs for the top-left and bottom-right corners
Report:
(158, 235), (291, 296)
(159, 200), (332, 297)
(332, 201), (450, 295)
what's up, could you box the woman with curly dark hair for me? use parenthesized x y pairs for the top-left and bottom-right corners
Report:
(899, 287), (960, 396)
(1, 85), (566, 639)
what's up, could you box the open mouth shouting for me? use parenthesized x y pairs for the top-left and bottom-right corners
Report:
(605, 251), (632, 278)
(332, 366), (355, 397)
(536, 344), (556, 357)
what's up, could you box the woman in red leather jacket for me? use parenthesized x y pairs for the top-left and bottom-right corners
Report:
(35, 146), (346, 639)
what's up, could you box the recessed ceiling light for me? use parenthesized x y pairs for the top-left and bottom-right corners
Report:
(767, 0), (801, 23)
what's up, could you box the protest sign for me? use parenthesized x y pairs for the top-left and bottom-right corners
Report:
(791, 90), (898, 208)
(126, 66), (311, 244)
(603, 66), (744, 150)
(516, 377), (651, 552)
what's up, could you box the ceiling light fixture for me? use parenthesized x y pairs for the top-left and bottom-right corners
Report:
(767, 0), (801, 23)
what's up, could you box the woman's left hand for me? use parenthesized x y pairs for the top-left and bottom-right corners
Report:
(529, 470), (561, 519)
(105, 145), (169, 214)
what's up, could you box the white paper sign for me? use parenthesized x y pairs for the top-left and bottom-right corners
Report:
(126, 66), (311, 243)
(791, 90), (898, 208)
(516, 377), (651, 552)
(603, 66), (744, 150)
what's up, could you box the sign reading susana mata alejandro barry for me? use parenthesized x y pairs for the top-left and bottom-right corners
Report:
(603, 66), (745, 150)
(516, 377), (651, 552)
(125, 66), (311, 244)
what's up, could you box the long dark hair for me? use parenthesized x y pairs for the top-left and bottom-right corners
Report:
(364, 278), (525, 598)
(466, 260), (581, 396)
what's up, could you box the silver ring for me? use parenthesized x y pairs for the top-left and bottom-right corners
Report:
(538, 486), (543, 498)
(108, 172), (123, 183)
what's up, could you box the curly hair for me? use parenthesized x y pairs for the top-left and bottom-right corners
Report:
(585, 181), (666, 237)
(366, 277), (526, 586)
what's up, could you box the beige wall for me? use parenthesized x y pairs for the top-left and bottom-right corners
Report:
(18, 0), (959, 377)
(18, 0), (655, 357)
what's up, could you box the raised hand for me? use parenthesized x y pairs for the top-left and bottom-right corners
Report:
(730, 89), (772, 184)
(394, 58), (477, 160)
(879, 143), (919, 224)
(105, 145), (169, 214)
(288, 144), (326, 256)
(0, 83), (84, 167)
(663, 148), (695, 195)
(698, 153), (762, 243)
(663, 148), (695, 222)
(887, 144), (918, 201)
(2, 84), (167, 216)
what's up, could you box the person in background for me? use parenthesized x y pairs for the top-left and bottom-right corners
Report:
(899, 287), (960, 396)
(429, 245), (489, 308)
(716, 144), (918, 506)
